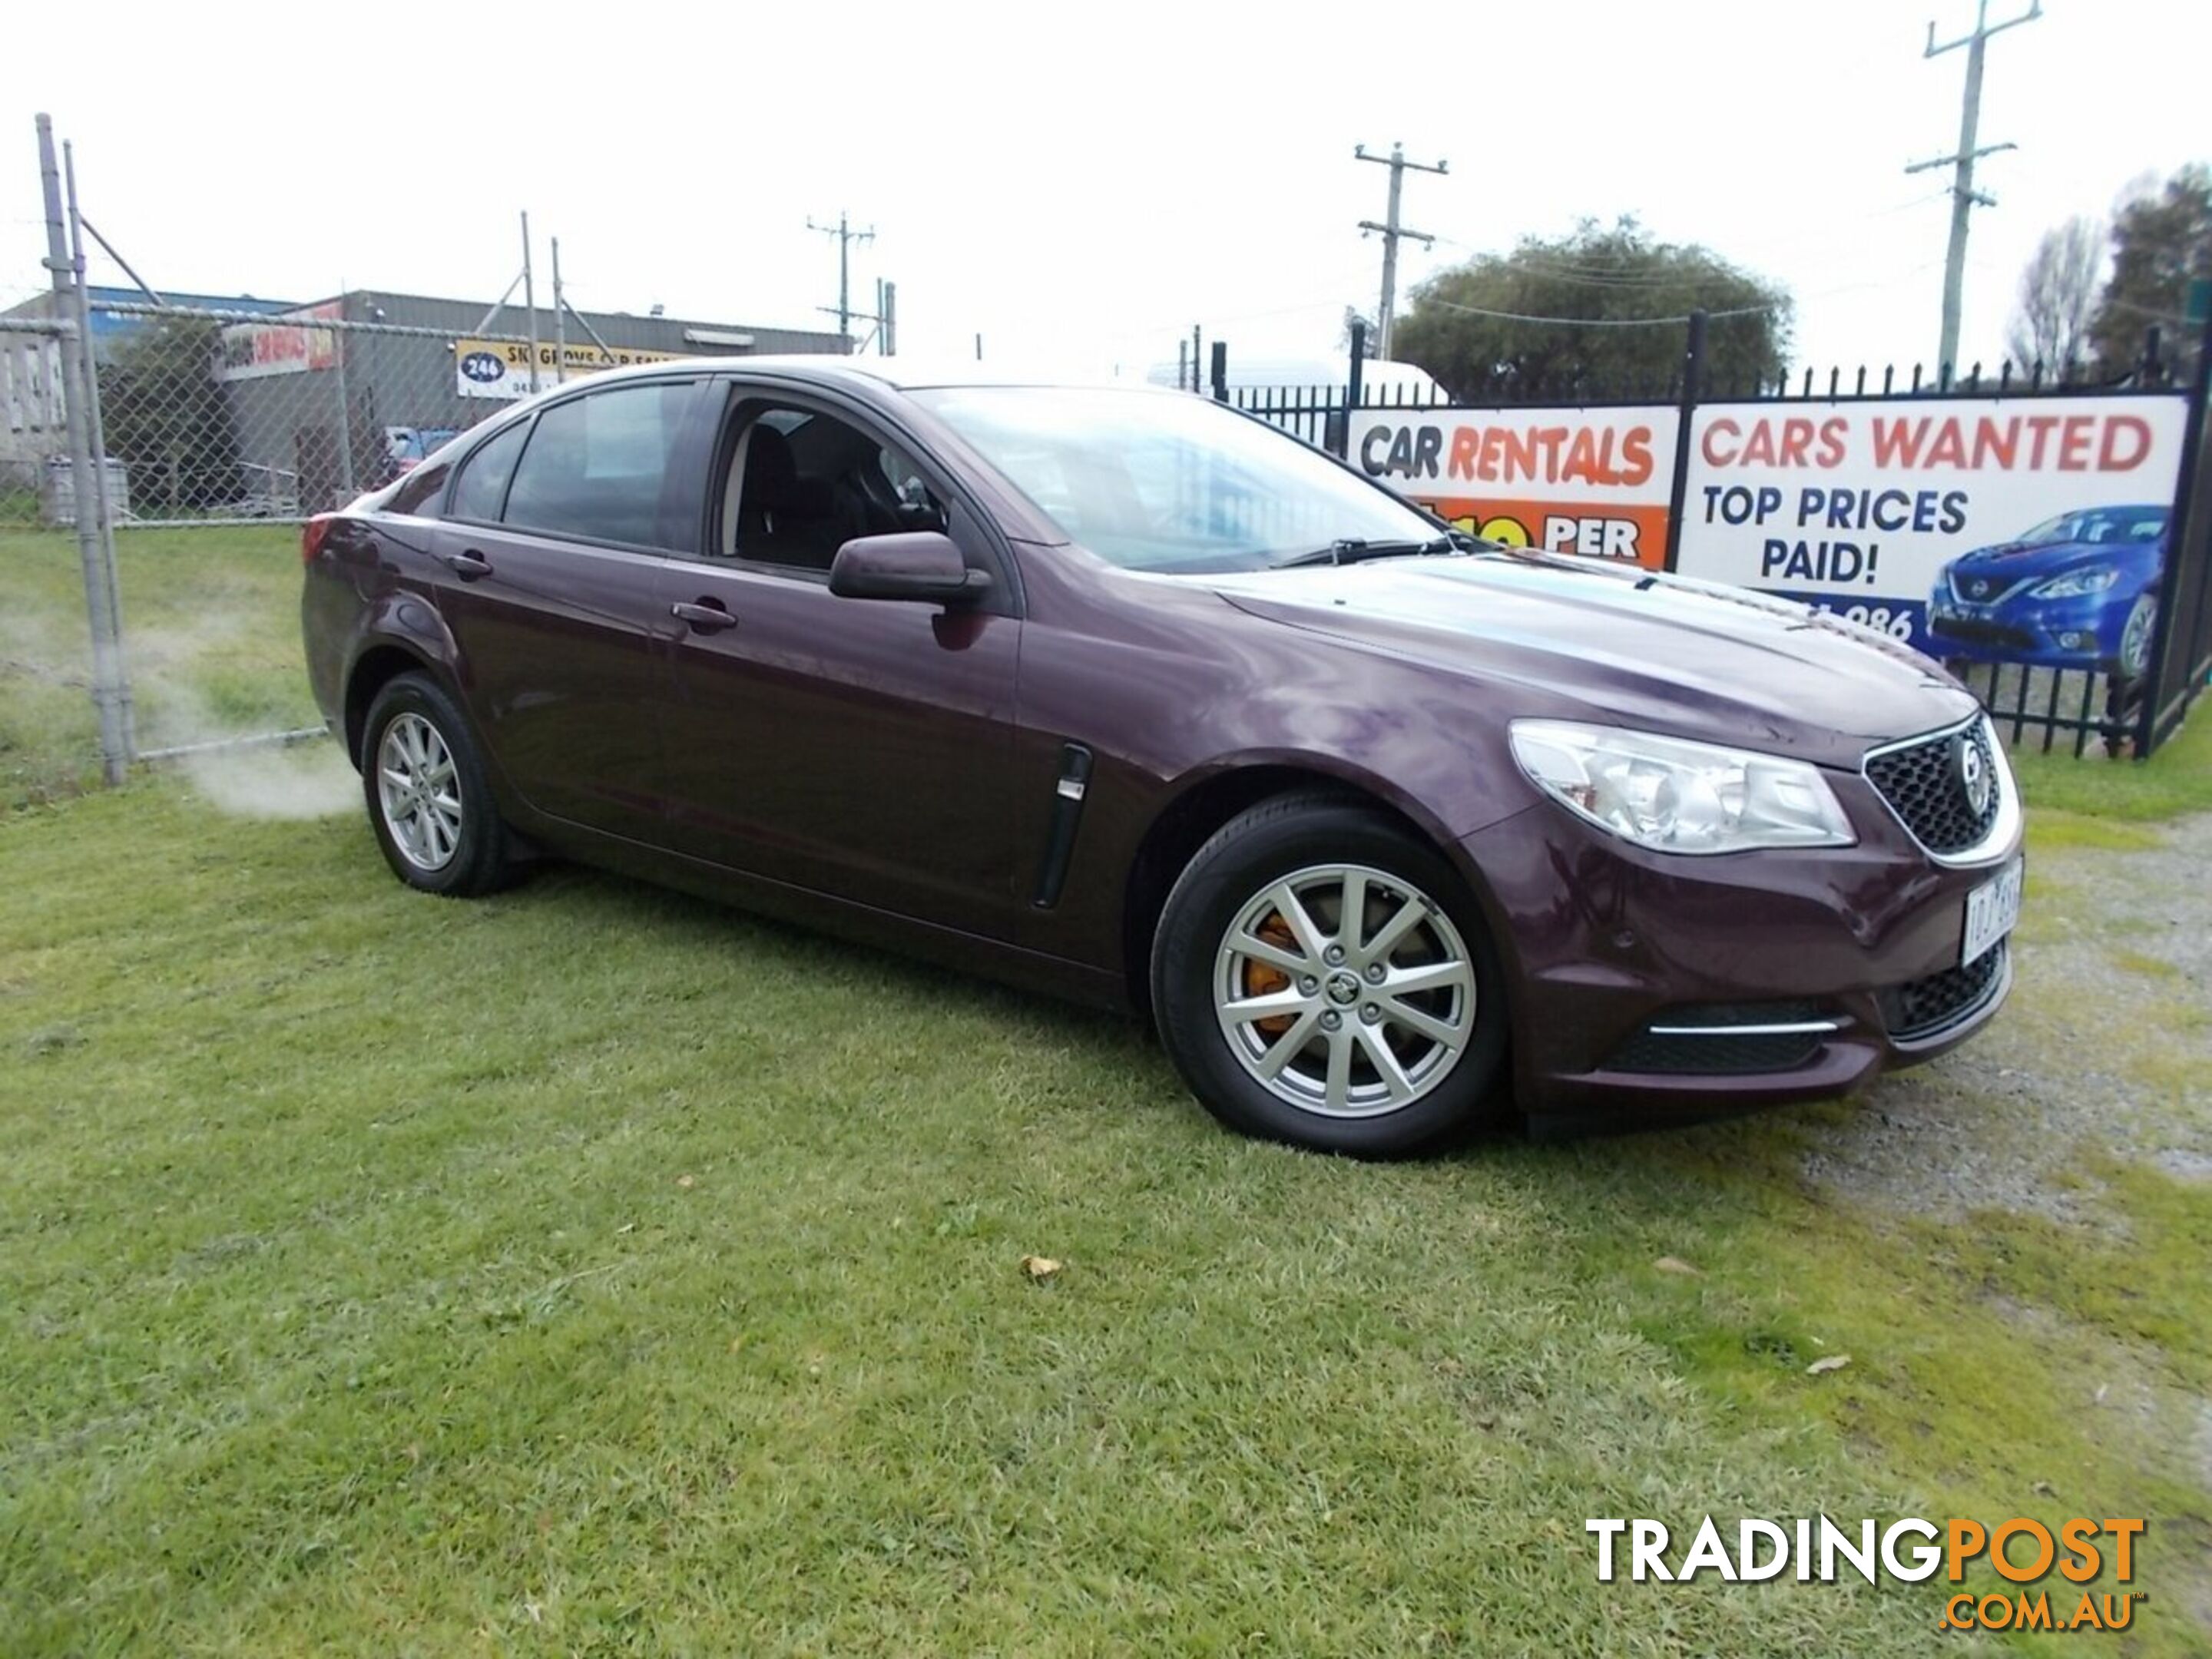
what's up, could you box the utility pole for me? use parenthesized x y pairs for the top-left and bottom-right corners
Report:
(1908, 0), (2040, 373)
(807, 211), (874, 351)
(1356, 141), (1446, 360)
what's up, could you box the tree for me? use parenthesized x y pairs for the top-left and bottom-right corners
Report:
(100, 317), (245, 514)
(1387, 218), (1791, 402)
(2086, 164), (2212, 376)
(2005, 215), (2104, 372)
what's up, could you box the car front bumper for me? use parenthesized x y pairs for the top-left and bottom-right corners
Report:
(1457, 774), (2020, 1134)
(1926, 590), (2127, 669)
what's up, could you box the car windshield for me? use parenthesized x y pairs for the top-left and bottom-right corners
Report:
(909, 386), (1439, 573)
(2015, 505), (2167, 545)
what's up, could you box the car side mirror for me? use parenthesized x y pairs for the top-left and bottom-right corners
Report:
(828, 531), (992, 604)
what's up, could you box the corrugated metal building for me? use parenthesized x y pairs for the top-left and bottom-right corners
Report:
(4, 285), (848, 515)
(214, 290), (849, 510)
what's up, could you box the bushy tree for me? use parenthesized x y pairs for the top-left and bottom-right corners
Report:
(2086, 165), (2212, 376)
(100, 317), (244, 514)
(1389, 218), (1791, 401)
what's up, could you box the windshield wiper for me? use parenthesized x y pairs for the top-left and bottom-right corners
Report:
(1272, 531), (1491, 569)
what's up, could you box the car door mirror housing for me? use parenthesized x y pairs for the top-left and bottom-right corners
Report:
(828, 532), (992, 604)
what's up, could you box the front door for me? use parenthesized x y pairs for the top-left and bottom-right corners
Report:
(652, 392), (1023, 936)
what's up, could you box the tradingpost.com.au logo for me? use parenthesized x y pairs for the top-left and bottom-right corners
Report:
(1588, 1515), (2148, 1634)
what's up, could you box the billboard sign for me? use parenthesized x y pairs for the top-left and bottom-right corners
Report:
(454, 337), (687, 400)
(1349, 406), (1678, 569)
(213, 301), (342, 382)
(1677, 398), (2188, 673)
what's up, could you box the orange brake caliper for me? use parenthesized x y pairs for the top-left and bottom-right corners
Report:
(1245, 912), (1300, 1036)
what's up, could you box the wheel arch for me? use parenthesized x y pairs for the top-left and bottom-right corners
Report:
(343, 641), (442, 767)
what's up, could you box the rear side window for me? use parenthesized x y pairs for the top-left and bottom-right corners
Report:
(450, 420), (530, 522)
(387, 459), (452, 517)
(502, 382), (694, 550)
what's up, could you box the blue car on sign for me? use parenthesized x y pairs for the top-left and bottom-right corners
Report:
(1926, 504), (2167, 680)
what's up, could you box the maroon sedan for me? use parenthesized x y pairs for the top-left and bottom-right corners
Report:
(302, 361), (2021, 1153)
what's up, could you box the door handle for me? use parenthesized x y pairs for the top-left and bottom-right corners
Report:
(442, 549), (493, 580)
(671, 600), (739, 634)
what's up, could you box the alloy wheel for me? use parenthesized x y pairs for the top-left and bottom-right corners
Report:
(376, 712), (463, 873)
(2119, 595), (2156, 681)
(1212, 862), (1477, 1118)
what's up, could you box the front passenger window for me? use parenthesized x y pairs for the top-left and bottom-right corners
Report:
(715, 402), (949, 571)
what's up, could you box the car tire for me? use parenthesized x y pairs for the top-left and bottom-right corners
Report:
(360, 672), (515, 897)
(2116, 592), (2157, 684)
(1150, 790), (1511, 1155)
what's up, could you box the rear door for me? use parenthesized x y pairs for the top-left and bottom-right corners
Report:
(429, 377), (710, 839)
(651, 385), (1025, 936)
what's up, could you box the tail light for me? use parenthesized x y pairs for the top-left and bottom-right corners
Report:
(301, 514), (336, 566)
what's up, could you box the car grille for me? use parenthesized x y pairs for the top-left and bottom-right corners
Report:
(1929, 614), (2037, 652)
(1604, 1001), (1830, 1075)
(1881, 943), (2008, 1041)
(1948, 570), (2035, 605)
(1864, 719), (2003, 855)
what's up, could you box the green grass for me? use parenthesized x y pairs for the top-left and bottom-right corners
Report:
(0, 525), (313, 808)
(3, 533), (2210, 1651)
(2, 783), (2206, 1653)
(2009, 711), (2212, 822)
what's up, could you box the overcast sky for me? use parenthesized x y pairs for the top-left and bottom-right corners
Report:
(4, 0), (2204, 382)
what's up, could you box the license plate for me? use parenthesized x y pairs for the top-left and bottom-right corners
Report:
(1962, 859), (2023, 968)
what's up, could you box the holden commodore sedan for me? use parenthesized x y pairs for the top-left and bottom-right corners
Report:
(303, 360), (2020, 1154)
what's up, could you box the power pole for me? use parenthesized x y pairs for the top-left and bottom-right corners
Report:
(1907, 0), (2040, 373)
(1356, 142), (1447, 360)
(807, 211), (874, 351)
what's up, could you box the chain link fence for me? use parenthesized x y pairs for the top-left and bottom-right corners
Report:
(8, 114), (844, 802)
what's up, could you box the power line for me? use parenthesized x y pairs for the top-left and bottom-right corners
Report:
(1907, 0), (2041, 369)
(1425, 299), (1777, 326)
(1354, 142), (1446, 358)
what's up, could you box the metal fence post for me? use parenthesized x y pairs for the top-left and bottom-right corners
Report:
(333, 323), (356, 504)
(1209, 340), (1228, 402)
(2134, 304), (2212, 756)
(1342, 320), (1367, 460)
(38, 114), (129, 784)
(61, 134), (131, 756)
(1661, 310), (1707, 574)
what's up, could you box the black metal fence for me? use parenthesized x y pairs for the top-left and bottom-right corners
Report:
(1208, 316), (2212, 761)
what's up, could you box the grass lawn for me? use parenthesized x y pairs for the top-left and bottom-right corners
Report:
(2, 531), (2209, 1653)
(0, 525), (314, 809)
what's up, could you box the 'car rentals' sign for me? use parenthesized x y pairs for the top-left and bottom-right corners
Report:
(1349, 406), (1679, 570)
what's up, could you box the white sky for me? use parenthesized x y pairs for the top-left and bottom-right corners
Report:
(3, 0), (2204, 381)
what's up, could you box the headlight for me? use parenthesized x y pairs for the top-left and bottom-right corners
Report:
(1508, 721), (1856, 854)
(2032, 566), (2120, 599)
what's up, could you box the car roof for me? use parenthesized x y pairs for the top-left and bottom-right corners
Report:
(542, 355), (1180, 396)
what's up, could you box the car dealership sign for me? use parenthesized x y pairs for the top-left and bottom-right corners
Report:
(1349, 406), (1678, 570)
(212, 301), (343, 382)
(1676, 396), (2189, 655)
(453, 336), (686, 400)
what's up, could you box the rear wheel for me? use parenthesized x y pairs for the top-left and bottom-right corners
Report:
(1151, 792), (1510, 1154)
(361, 672), (513, 896)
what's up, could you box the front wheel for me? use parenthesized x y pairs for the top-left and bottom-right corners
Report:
(1150, 792), (1510, 1155)
(360, 672), (514, 896)
(2116, 591), (2157, 684)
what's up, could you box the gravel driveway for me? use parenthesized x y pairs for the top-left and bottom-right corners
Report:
(1803, 813), (2210, 1221)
